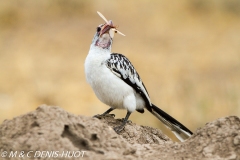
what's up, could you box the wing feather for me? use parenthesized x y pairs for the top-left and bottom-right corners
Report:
(105, 53), (152, 111)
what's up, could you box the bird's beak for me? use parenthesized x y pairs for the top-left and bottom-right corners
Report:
(99, 22), (126, 38)
(97, 12), (125, 38)
(99, 22), (113, 37)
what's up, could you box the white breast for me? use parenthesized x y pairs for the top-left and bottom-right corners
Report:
(85, 46), (137, 111)
(85, 45), (148, 113)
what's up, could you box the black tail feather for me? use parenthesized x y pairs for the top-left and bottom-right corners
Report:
(150, 104), (193, 141)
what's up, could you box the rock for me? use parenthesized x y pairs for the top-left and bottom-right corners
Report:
(0, 105), (239, 160)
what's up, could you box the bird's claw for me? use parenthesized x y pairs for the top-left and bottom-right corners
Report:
(127, 120), (132, 123)
(109, 114), (115, 117)
(114, 125), (125, 134)
(93, 114), (115, 119)
(93, 113), (115, 119)
(120, 118), (132, 123)
(93, 114), (102, 119)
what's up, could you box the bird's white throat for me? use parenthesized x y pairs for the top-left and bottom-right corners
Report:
(95, 34), (112, 50)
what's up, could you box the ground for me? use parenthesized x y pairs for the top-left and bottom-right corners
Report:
(0, 105), (239, 160)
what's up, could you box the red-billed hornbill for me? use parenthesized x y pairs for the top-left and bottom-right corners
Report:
(85, 12), (192, 141)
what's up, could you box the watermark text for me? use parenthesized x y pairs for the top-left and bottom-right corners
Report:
(1, 150), (86, 158)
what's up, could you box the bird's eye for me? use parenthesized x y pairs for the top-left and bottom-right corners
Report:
(96, 27), (101, 32)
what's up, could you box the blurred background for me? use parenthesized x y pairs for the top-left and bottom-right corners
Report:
(0, 0), (240, 141)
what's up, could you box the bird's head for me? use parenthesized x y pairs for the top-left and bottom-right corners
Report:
(92, 11), (125, 50)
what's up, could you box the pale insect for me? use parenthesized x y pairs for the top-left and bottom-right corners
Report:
(97, 11), (126, 37)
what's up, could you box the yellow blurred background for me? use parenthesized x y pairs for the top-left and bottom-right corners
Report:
(0, 0), (240, 140)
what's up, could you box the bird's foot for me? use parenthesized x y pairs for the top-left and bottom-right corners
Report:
(108, 114), (115, 117)
(93, 113), (115, 119)
(93, 114), (102, 119)
(120, 118), (132, 123)
(113, 111), (131, 134)
(114, 125), (125, 134)
(114, 119), (130, 134)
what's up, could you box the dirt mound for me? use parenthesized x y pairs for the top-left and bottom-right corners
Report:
(0, 105), (239, 160)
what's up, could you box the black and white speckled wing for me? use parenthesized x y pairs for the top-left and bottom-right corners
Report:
(105, 53), (152, 111)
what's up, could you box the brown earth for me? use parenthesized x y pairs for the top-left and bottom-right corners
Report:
(1, 1), (240, 140)
(0, 105), (239, 160)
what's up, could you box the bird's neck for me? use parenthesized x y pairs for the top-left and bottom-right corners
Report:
(90, 43), (112, 54)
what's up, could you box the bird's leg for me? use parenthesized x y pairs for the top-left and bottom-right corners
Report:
(102, 107), (115, 116)
(114, 111), (131, 133)
(93, 107), (115, 118)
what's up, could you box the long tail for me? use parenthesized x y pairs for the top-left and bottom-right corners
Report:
(150, 104), (193, 142)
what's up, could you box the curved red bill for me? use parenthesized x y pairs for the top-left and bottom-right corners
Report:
(100, 22), (114, 36)
(97, 11), (125, 37)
